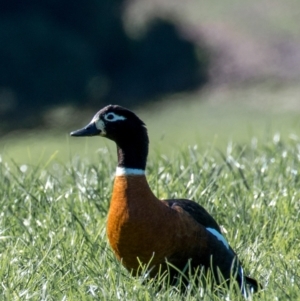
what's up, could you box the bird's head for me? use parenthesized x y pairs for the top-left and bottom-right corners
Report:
(70, 105), (148, 146)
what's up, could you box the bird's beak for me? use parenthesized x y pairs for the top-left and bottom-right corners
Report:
(70, 121), (101, 137)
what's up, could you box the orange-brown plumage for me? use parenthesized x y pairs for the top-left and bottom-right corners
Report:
(107, 175), (211, 275)
(70, 104), (261, 296)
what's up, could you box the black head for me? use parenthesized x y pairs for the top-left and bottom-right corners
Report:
(70, 105), (149, 169)
(70, 105), (146, 140)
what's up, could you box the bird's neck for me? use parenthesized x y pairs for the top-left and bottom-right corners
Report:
(115, 132), (149, 174)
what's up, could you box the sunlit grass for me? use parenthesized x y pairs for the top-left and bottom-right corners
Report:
(1, 132), (300, 299)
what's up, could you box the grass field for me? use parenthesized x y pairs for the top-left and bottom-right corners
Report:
(1, 86), (300, 300)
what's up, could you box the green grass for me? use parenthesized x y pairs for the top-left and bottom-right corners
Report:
(1, 86), (300, 299)
(1, 133), (300, 300)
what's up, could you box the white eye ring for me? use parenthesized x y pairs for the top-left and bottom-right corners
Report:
(104, 112), (126, 122)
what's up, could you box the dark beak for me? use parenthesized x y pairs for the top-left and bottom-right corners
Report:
(70, 122), (100, 137)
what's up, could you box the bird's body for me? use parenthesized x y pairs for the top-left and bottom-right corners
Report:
(71, 105), (260, 296)
(108, 173), (235, 280)
(108, 174), (212, 276)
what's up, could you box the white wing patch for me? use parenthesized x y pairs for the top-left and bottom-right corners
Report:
(206, 227), (229, 249)
(104, 112), (126, 122)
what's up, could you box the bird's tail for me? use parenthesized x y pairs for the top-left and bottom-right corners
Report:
(238, 265), (262, 298)
(245, 275), (262, 293)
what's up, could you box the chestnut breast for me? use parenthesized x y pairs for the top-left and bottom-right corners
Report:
(107, 175), (211, 274)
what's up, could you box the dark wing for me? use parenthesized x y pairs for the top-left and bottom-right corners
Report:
(163, 198), (238, 258)
(162, 198), (221, 233)
(163, 198), (261, 294)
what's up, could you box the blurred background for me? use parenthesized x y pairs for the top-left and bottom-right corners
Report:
(1, 0), (300, 162)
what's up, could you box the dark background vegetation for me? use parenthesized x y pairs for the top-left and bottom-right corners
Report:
(1, 0), (299, 133)
(0, 0), (209, 131)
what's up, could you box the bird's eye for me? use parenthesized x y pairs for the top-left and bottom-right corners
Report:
(106, 113), (114, 120)
(104, 112), (126, 122)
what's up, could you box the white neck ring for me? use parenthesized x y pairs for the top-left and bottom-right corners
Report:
(115, 167), (145, 176)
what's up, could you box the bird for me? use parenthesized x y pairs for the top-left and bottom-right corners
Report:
(70, 104), (260, 296)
